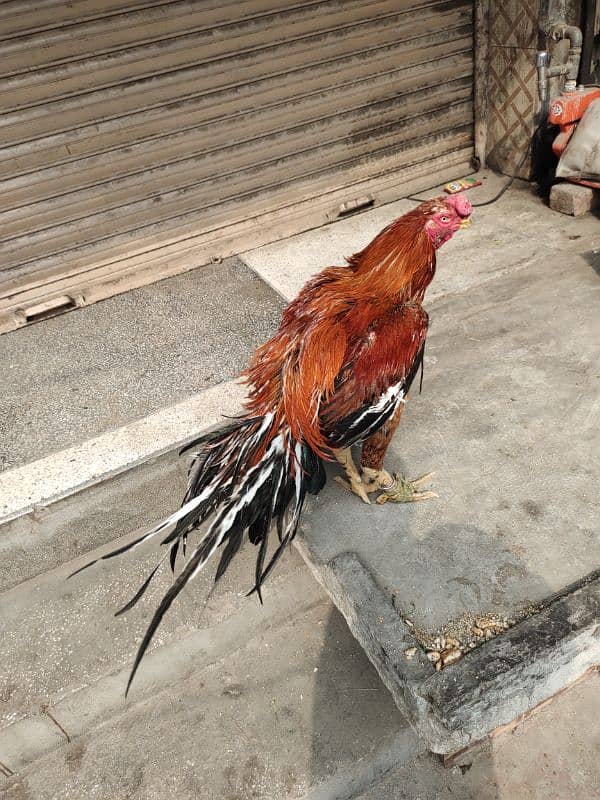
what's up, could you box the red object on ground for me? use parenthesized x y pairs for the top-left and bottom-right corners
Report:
(549, 87), (600, 189)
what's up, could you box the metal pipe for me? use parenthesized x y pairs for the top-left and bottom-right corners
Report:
(537, 25), (584, 101)
(537, 50), (550, 104)
(551, 25), (583, 90)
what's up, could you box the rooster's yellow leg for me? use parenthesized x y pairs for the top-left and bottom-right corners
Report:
(333, 448), (371, 504)
(360, 402), (437, 504)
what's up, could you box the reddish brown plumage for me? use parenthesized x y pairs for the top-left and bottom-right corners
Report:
(242, 198), (456, 459)
(90, 196), (473, 691)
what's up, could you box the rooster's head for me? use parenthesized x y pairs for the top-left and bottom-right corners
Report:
(422, 193), (472, 249)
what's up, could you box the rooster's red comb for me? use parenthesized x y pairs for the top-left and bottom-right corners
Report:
(445, 193), (472, 218)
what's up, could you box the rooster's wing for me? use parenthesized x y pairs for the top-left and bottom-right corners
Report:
(320, 303), (428, 450)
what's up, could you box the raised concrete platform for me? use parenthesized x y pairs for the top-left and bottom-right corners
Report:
(297, 251), (600, 752)
(245, 176), (600, 752)
(302, 254), (600, 630)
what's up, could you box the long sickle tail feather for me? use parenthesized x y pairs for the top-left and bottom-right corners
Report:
(71, 413), (325, 694)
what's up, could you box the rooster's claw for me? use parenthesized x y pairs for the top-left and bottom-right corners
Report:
(375, 472), (438, 504)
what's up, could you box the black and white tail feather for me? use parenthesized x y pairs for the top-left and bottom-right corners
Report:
(71, 413), (325, 694)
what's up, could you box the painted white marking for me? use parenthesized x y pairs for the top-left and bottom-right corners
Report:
(0, 380), (247, 524)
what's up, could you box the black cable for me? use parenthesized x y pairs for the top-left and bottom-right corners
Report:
(469, 173), (516, 207)
(407, 122), (546, 207)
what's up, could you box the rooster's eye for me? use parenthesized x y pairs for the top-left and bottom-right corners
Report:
(440, 215), (450, 223)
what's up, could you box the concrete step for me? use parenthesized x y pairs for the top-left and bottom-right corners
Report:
(0, 534), (423, 799)
(0, 447), (192, 593)
(0, 453), (423, 798)
(1, 599), (423, 800)
(0, 503), (309, 732)
(0, 257), (283, 474)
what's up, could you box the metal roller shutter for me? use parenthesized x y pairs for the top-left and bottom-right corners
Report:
(0, 0), (474, 333)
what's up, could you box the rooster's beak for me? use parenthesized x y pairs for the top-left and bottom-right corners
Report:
(459, 218), (472, 229)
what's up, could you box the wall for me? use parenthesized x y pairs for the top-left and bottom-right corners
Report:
(483, 0), (586, 177)
(486, 0), (542, 177)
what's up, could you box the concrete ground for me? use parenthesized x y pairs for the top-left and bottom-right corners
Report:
(0, 460), (421, 799)
(357, 671), (600, 800)
(0, 258), (283, 472)
(1, 173), (599, 797)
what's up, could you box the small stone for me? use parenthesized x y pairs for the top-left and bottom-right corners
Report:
(472, 626), (484, 637)
(435, 660), (443, 671)
(404, 619), (414, 628)
(445, 637), (460, 649)
(427, 651), (441, 663)
(441, 648), (463, 667)
(485, 629), (495, 639)
(404, 647), (417, 660)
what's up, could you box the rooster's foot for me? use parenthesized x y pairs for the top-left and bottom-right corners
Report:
(333, 449), (371, 504)
(361, 468), (438, 504)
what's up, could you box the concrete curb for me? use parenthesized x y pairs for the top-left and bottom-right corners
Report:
(296, 546), (600, 754)
(0, 379), (246, 525)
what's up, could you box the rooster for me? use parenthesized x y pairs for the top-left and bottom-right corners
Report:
(75, 193), (472, 691)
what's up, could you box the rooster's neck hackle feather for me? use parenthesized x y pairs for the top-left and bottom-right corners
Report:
(345, 206), (436, 302)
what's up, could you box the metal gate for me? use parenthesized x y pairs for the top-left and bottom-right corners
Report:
(0, 0), (474, 333)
